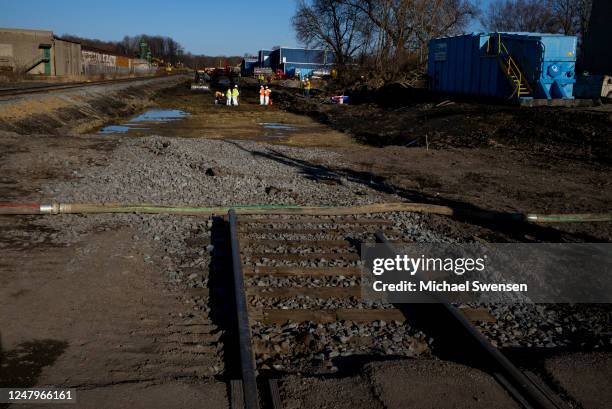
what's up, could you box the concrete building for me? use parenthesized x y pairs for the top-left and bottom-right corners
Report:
(0, 27), (82, 76)
(0, 27), (54, 75)
(53, 37), (82, 76)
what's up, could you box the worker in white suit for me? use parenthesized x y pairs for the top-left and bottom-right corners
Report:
(259, 86), (265, 105)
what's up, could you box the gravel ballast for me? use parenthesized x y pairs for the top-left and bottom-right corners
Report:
(23, 135), (608, 374)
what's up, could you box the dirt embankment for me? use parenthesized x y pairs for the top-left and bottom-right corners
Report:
(275, 87), (612, 165)
(271, 86), (612, 242)
(0, 76), (189, 135)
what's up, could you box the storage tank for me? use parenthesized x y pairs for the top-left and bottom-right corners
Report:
(428, 32), (577, 100)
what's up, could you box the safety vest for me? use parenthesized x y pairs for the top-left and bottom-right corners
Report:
(260, 88), (265, 96)
(226, 89), (232, 97)
(305, 81), (311, 90)
(264, 89), (271, 97)
(232, 88), (239, 97)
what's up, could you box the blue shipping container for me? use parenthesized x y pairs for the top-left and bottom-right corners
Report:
(428, 32), (577, 99)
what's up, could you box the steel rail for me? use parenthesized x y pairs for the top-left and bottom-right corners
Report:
(374, 231), (565, 409)
(228, 209), (260, 409)
(0, 74), (184, 97)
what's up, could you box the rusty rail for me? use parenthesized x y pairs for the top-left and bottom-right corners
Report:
(228, 209), (260, 409)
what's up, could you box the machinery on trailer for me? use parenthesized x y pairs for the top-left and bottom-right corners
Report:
(190, 69), (210, 91)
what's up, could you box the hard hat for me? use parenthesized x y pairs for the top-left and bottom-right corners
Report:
(234, 85), (238, 88)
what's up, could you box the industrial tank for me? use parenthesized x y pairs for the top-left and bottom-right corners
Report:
(428, 32), (577, 100)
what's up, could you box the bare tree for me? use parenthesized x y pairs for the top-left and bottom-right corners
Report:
(481, 0), (557, 32)
(549, 0), (591, 37)
(482, 0), (591, 37)
(292, 0), (371, 67)
(346, 0), (476, 69)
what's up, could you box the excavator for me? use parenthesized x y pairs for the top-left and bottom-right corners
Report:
(151, 57), (173, 74)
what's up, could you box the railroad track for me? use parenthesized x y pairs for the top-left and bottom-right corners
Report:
(0, 74), (185, 97)
(220, 209), (571, 409)
(226, 210), (419, 408)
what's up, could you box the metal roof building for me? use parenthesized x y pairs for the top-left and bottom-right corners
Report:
(257, 47), (333, 78)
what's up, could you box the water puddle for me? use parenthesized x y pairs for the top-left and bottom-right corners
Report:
(258, 122), (298, 138)
(131, 109), (190, 123)
(98, 125), (131, 134)
(99, 109), (190, 134)
(259, 122), (296, 131)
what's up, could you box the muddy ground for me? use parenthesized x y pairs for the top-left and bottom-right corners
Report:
(0, 78), (610, 409)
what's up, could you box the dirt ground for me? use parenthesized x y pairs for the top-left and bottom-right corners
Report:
(0, 126), (228, 408)
(0, 79), (610, 409)
(135, 83), (354, 147)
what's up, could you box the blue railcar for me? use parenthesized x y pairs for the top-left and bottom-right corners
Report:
(241, 57), (257, 76)
(428, 32), (577, 100)
(258, 50), (272, 68)
(267, 47), (333, 77)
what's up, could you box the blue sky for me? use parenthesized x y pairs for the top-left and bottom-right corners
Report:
(2, 0), (490, 56)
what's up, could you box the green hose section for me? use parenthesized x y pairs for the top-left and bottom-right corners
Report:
(526, 213), (612, 223)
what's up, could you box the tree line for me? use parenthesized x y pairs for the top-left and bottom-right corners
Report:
(292, 0), (592, 77)
(59, 34), (242, 68)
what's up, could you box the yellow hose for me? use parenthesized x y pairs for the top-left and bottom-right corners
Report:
(0, 202), (610, 223)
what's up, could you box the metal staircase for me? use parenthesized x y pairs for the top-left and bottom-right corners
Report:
(22, 53), (50, 74)
(488, 33), (532, 98)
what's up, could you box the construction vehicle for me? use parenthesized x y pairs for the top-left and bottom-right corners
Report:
(191, 70), (211, 91)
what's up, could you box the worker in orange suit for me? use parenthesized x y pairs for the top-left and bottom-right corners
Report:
(214, 90), (223, 104)
(264, 86), (271, 106)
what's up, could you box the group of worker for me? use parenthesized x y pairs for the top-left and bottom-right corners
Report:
(214, 84), (272, 107)
(213, 77), (310, 107)
(214, 86), (240, 106)
(259, 85), (272, 106)
(226, 85), (240, 106)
